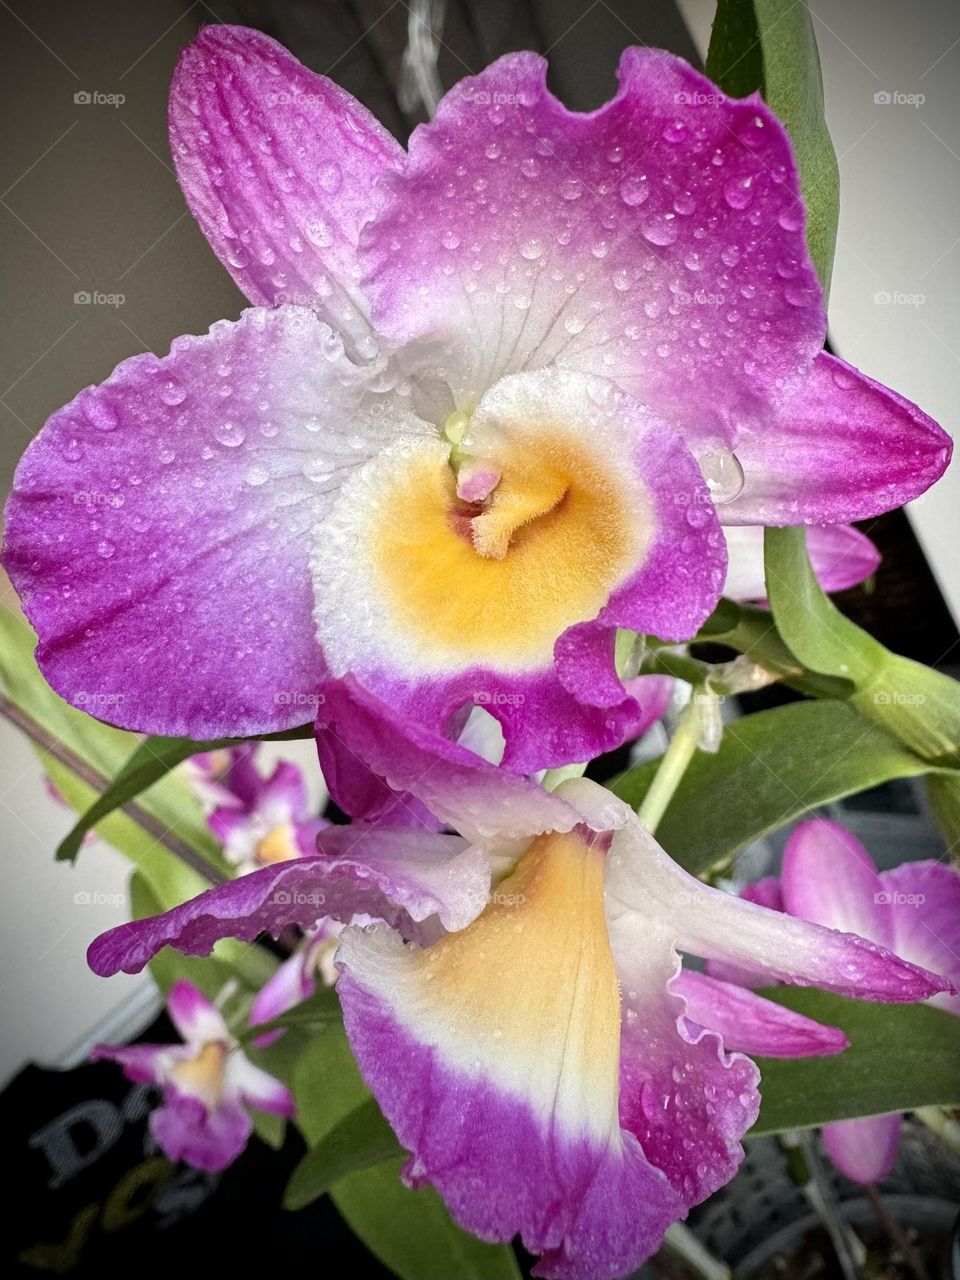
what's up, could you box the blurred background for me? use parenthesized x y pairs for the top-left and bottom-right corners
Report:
(0, 0), (957, 1272)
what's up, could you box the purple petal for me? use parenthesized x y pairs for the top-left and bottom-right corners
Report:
(671, 969), (848, 1058)
(151, 1090), (252, 1173)
(723, 523), (880, 601)
(3, 307), (425, 738)
(249, 950), (316, 1047)
(167, 979), (230, 1045)
(90, 1042), (170, 1084)
(170, 25), (403, 351)
(315, 676), (587, 838)
(361, 50), (825, 440)
(605, 815), (952, 1004)
(88, 827), (488, 976)
(226, 1054), (295, 1118)
(722, 353), (951, 526)
(337, 829), (684, 1279)
(706, 878), (784, 988)
(822, 1115), (902, 1185)
(881, 860), (960, 1015)
(781, 819), (895, 949)
(614, 934), (760, 1209)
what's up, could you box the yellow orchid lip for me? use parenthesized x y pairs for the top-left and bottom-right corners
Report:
(170, 1040), (229, 1106)
(369, 423), (648, 669)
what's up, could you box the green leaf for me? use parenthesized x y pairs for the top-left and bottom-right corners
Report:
(753, 989), (960, 1133)
(765, 527), (960, 764)
(285, 1099), (403, 1210)
(55, 734), (227, 864)
(0, 607), (231, 883)
(332, 1159), (522, 1280)
(609, 700), (947, 875)
(292, 1024), (371, 1146)
(707, 0), (839, 292)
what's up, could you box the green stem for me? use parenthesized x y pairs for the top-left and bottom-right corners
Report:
(637, 704), (700, 834)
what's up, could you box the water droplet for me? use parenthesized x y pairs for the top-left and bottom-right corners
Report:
(607, 145), (624, 164)
(484, 142), (501, 160)
(737, 114), (766, 148)
(96, 539), (115, 559)
(246, 465), (269, 486)
(215, 420), (246, 448)
(441, 230), (460, 250)
(520, 157), (540, 179)
(662, 120), (688, 144)
(560, 176), (583, 201)
(641, 213), (678, 247)
(778, 204), (803, 232)
(720, 244), (741, 268)
(700, 449), (745, 504)
(62, 438), (84, 462)
(520, 237), (543, 260)
(673, 191), (696, 216)
(619, 175), (648, 207)
(563, 315), (586, 335)
(160, 379), (187, 406)
(724, 176), (754, 210)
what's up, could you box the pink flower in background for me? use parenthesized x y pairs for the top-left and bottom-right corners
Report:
(711, 817), (960, 1184)
(2, 26), (949, 780)
(92, 979), (293, 1173)
(249, 919), (345, 1048)
(86, 682), (952, 1278)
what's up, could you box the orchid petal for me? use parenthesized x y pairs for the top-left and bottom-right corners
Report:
(721, 353), (951, 526)
(361, 50), (824, 440)
(88, 829), (488, 976)
(723, 523), (880, 602)
(781, 818), (895, 948)
(671, 969), (848, 1058)
(821, 1114), (902, 1185)
(171, 25), (403, 352)
(151, 1091), (251, 1174)
(3, 307), (428, 738)
(605, 815), (951, 1003)
(337, 829), (683, 1280)
(166, 978), (230, 1045)
(881, 860), (960, 1016)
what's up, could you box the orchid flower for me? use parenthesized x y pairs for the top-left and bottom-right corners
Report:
(3, 27), (949, 780)
(206, 755), (326, 873)
(91, 978), (293, 1173)
(712, 817), (960, 1185)
(87, 681), (951, 1278)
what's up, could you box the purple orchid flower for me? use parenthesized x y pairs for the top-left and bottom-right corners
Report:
(91, 978), (293, 1173)
(86, 681), (952, 1278)
(204, 753), (327, 873)
(2, 27), (949, 778)
(711, 817), (960, 1186)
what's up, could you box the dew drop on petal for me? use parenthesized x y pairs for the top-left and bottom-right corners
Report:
(520, 237), (544, 260)
(724, 176), (754, 210)
(159, 379), (187, 406)
(87, 400), (119, 431)
(641, 213), (678, 247)
(619, 175), (649, 207)
(441, 230), (460, 250)
(215, 420), (246, 448)
(561, 176), (583, 201)
(700, 448), (745, 504)
(96, 539), (115, 559)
